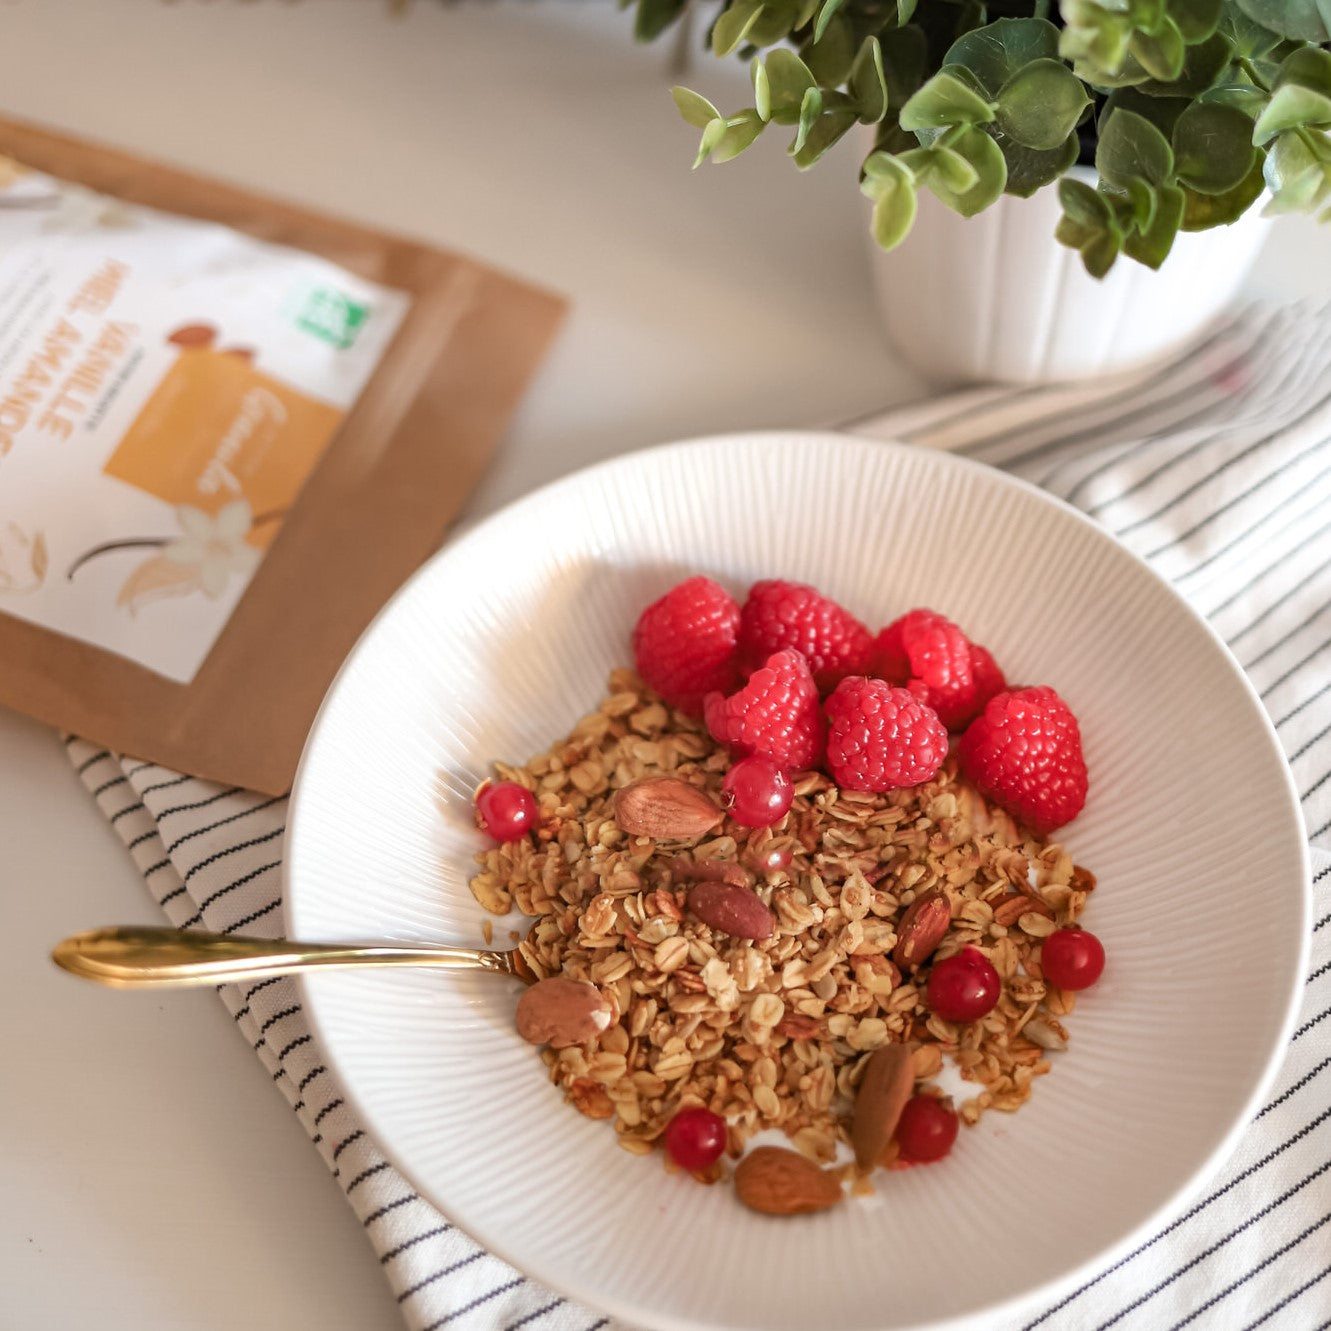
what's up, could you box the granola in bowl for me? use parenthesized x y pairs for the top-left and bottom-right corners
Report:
(469, 576), (1102, 1213)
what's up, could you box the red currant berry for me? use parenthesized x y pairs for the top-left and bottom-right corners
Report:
(475, 781), (539, 842)
(894, 1095), (959, 1163)
(663, 1106), (727, 1171)
(722, 756), (793, 828)
(1041, 928), (1105, 990)
(927, 947), (1001, 1022)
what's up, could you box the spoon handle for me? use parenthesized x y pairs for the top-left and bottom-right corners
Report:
(51, 926), (519, 989)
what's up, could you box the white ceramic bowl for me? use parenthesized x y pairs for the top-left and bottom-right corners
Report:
(285, 431), (1309, 1331)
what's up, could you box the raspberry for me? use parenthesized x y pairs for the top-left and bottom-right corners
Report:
(872, 609), (977, 730)
(823, 677), (948, 792)
(966, 645), (1007, 726)
(738, 579), (873, 692)
(704, 648), (825, 771)
(632, 576), (740, 716)
(958, 686), (1088, 835)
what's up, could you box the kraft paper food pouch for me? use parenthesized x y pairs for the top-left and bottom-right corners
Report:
(0, 156), (409, 681)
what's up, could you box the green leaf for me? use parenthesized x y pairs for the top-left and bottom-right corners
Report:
(927, 124), (1007, 214)
(753, 58), (772, 121)
(1277, 46), (1331, 97)
(1262, 126), (1331, 212)
(791, 108), (858, 166)
(896, 0), (919, 24)
(1060, 0), (1135, 78)
(747, 0), (802, 46)
(899, 144), (981, 193)
(1124, 181), (1186, 266)
(813, 0), (845, 42)
(1172, 100), (1256, 192)
(861, 153), (919, 249)
(1180, 157), (1267, 227)
(1126, 175), (1159, 229)
(1252, 82), (1331, 145)
(1082, 230), (1124, 277)
(1097, 106), (1176, 186)
(713, 0), (764, 56)
(801, 13), (856, 85)
(944, 17), (1062, 94)
(1103, 88), (1190, 138)
(1059, 176), (1114, 227)
(995, 128), (1082, 195)
(693, 117), (729, 168)
(1166, 0), (1222, 42)
(791, 85), (824, 155)
(1222, 4), (1284, 57)
(878, 26), (930, 109)
(899, 69), (998, 130)
(1129, 17), (1186, 81)
(1232, 0), (1329, 42)
(1135, 31), (1234, 96)
(850, 36), (889, 124)
(995, 58), (1091, 150)
(672, 86), (721, 130)
(634, 0), (688, 41)
(712, 109), (767, 162)
(759, 49), (818, 124)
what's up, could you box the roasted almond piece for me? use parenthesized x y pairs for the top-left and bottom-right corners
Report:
(1022, 1016), (1069, 1051)
(891, 889), (951, 970)
(734, 1146), (843, 1216)
(515, 976), (612, 1048)
(688, 881), (775, 940)
(851, 1043), (915, 1170)
(613, 776), (723, 840)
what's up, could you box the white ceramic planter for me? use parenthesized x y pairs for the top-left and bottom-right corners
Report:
(869, 167), (1273, 385)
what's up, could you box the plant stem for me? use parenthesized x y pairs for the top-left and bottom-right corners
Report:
(1237, 56), (1272, 93)
(66, 539), (166, 581)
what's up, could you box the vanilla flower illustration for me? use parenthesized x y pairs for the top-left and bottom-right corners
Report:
(162, 501), (261, 598)
(66, 499), (282, 616)
(0, 521), (48, 594)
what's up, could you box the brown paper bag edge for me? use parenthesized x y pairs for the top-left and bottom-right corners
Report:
(0, 116), (567, 795)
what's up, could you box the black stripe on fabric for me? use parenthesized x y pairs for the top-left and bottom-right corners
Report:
(1260, 634), (1331, 702)
(275, 1033), (312, 1062)
(163, 796), (285, 855)
(332, 1129), (365, 1162)
(1278, 679), (1331, 732)
(1245, 1264), (1331, 1330)
(422, 1276), (527, 1329)
(220, 897), (282, 934)
(176, 859), (282, 928)
(245, 975), (286, 1002)
(1307, 809), (1331, 840)
(1143, 427), (1331, 566)
(586, 1318), (611, 1329)
(1230, 550), (1331, 651)
(62, 733), (80, 748)
(1287, 718), (1331, 766)
(1257, 1056), (1330, 1119)
(504, 1299), (566, 1331)
(154, 786), (244, 820)
(379, 1223), (453, 1264)
(137, 773), (193, 798)
(232, 1005), (250, 1024)
(141, 857), (172, 878)
(1207, 508), (1331, 621)
(345, 1160), (393, 1196)
(90, 774), (128, 799)
(158, 886), (186, 908)
(124, 760), (156, 777)
(76, 749), (112, 775)
(1169, 1210), (1331, 1331)
(126, 827), (159, 851)
(181, 826), (285, 883)
(1079, 323), (1331, 521)
(842, 382), (1032, 440)
(363, 1194), (419, 1226)
(1308, 958), (1331, 985)
(1316, 911), (1331, 932)
(1301, 763), (1331, 807)
(313, 1097), (344, 1127)
(259, 1004), (302, 1034)
(1243, 595), (1331, 674)
(297, 1064), (327, 1092)
(1292, 1004), (1331, 1040)
(396, 1250), (487, 1304)
(1022, 1105), (1331, 1327)
(109, 801), (146, 827)
(1094, 1159), (1331, 1328)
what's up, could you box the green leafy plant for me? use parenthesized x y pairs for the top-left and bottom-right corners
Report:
(643, 0), (1331, 274)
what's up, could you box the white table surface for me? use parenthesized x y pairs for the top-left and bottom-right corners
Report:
(2, 5), (1328, 1330)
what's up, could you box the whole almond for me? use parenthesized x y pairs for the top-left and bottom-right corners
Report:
(688, 881), (775, 940)
(851, 1043), (916, 1170)
(734, 1146), (843, 1216)
(613, 777), (723, 840)
(515, 976), (612, 1048)
(891, 889), (952, 970)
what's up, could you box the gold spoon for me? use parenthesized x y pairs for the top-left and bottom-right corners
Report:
(51, 925), (535, 990)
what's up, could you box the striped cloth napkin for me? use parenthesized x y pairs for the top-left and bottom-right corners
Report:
(69, 297), (1331, 1331)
